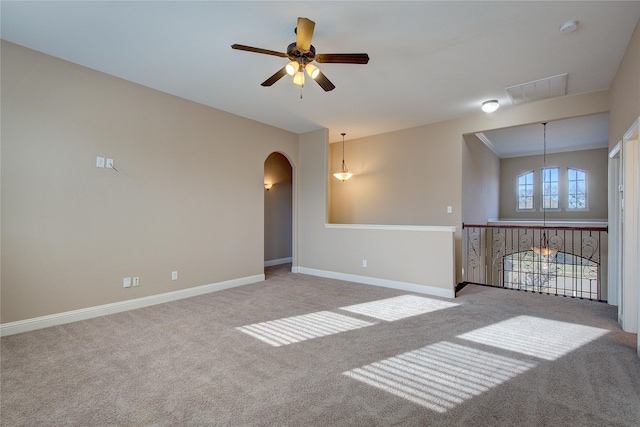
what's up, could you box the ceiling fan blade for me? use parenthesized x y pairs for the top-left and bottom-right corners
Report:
(261, 67), (288, 87)
(314, 71), (336, 92)
(296, 18), (315, 52)
(315, 53), (370, 64)
(231, 44), (287, 58)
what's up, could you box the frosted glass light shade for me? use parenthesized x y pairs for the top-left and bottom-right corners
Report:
(532, 245), (558, 256)
(293, 71), (305, 86)
(286, 61), (298, 76)
(532, 232), (558, 256)
(333, 171), (353, 181)
(305, 64), (320, 79)
(481, 100), (499, 113)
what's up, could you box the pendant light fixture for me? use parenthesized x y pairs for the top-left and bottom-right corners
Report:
(286, 61), (321, 98)
(333, 133), (353, 181)
(532, 122), (557, 257)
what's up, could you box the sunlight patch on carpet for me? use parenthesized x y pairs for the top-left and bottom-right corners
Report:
(456, 315), (609, 361)
(343, 341), (536, 413)
(339, 295), (459, 321)
(236, 311), (377, 347)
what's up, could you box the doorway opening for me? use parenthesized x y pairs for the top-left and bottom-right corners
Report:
(610, 117), (639, 337)
(264, 152), (293, 278)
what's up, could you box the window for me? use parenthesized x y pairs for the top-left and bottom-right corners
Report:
(568, 168), (587, 209)
(517, 171), (534, 210)
(541, 167), (559, 209)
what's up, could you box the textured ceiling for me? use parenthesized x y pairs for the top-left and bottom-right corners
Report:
(1, 1), (639, 149)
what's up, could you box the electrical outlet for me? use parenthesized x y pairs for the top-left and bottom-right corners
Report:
(133, 277), (139, 287)
(362, 260), (367, 267)
(123, 277), (132, 288)
(171, 271), (178, 281)
(106, 158), (114, 169)
(447, 206), (453, 214)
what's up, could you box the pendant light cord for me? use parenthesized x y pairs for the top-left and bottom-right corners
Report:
(341, 133), (347, 172)
(542, 122), (547, 225)
(542, 122), (548, 249)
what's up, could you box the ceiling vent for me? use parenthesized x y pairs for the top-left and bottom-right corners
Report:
(506, 73), (567, 105)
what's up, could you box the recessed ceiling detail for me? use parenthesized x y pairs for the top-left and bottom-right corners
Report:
(506, 73), (567, 105)
(477, 113), (609, 159)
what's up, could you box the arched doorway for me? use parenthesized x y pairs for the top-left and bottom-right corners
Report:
(264, 152), (293, 276)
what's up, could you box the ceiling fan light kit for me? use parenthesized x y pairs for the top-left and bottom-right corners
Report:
(285, 61), (299, 76)
(305, 63), (320, 79)
(232, 17), (369, 95)
(293, 71), (305, 87)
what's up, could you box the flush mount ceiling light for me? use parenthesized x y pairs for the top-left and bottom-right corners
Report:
(559, 20), (579, 34)
(333, 133), (353, 182)
(481, 100), (500, 113)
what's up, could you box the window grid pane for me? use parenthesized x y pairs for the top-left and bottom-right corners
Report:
(518, 171), (534, 210)
(568, 168), (587, 209)
(542, 168), (559, 209)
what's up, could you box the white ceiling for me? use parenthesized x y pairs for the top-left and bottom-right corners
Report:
(478, 112), (610, 158)
(1, 1), (639, 147)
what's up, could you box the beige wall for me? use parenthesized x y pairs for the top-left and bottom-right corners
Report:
(609, 18), (640, 149)
(462, 133), (500, 225)
(1, 41), (297, 323)
(3, 21), (634, 325)
(299, 129), (456, 296)
(264, 152), (292, 263)
(302, 88), (608, 292)
(607, 17), (639, 348)
(499, 148), (608, 220)
(329, 91), (609, 228)
(326, 90), (608, 282)
(329, 126), (462, 226)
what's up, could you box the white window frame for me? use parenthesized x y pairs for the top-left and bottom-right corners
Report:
(567, 167), (589, 211)
(540, 167), (561, 212)
(516, 171), (535, 211)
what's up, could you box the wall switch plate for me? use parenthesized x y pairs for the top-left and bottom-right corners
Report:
(106, 158), (114, 169)
(133, 277), (139, 287)
(96, 157), (105, 168)
(447, 206), (453, 213)
(171, 271), (178, 281)
(362, 260), (367, 267)
(123, 277), (132, 288)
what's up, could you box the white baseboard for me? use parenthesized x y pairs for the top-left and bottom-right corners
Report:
(296, 267), (456, 299)
(264, 257), (293, 267)
(0, 274), (265, 337)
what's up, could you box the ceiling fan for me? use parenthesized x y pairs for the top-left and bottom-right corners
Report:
(231, 17), (369, 93)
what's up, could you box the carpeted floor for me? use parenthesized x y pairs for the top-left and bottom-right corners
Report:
(2, 264), (639, 426)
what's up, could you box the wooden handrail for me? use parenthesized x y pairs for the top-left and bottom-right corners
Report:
(462, 223), (608, 232)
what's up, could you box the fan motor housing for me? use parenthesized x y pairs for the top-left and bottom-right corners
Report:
(287, 42), (316, 63)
